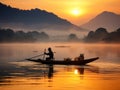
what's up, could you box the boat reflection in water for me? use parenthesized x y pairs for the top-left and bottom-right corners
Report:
(0, 62), (99, 85)
(47, 65), (99, 79)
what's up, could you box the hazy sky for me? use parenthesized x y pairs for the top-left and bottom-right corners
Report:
(0, 0), (120, 25)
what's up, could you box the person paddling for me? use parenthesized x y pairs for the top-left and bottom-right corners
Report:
(44, 47), (54, 60)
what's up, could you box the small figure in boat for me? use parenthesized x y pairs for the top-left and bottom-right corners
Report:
(44, 47), (54, 60)
(64, 57), (72, 61)
(74, 54), (84, 61)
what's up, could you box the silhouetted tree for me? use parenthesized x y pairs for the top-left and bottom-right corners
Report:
(68, 33), (79, 41)
(103, 28), (120, 42)
(0, 28), (49, 42)
(0, 28), (15, 42)
(84, 27), (108, 42)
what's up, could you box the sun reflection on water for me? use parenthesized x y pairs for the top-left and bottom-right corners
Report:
(74, 69), (79, 75)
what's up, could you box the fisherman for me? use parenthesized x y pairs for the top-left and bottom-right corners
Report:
(44, 47), (54, 60)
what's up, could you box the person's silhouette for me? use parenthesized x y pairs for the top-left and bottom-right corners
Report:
(44, 47), (54, 60)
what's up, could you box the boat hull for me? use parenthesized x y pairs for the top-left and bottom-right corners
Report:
(27, 57), (99, 65)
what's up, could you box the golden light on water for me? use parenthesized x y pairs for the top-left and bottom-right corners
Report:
(0, 43), (120, 90)
(74, 69), (79, 74)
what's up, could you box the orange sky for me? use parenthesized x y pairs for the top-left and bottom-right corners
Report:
(0, 0), (120, 25)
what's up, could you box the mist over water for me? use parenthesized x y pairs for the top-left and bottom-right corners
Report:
(0, 43), (120, 90)
(0, 43), (119, 63)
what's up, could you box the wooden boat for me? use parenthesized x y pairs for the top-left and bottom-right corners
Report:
(27, 57), (99, 65)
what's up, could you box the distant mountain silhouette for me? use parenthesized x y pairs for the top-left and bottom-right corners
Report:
(81, 11), (120, 31)
(0, 2), (80, 31)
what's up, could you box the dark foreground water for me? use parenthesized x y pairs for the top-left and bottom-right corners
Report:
(0, 43), (120, 90)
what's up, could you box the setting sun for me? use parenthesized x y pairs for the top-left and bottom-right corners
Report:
(70, 9), (83, 16)
(72, 9), (80, 15)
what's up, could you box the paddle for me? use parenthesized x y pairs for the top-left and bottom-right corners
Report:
(43, 49), (46, 60)
(17, 49), (56, 62)
(16, 53), (44, 62)
(26, 53), (44, 60)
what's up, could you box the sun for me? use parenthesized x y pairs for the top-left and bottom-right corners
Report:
(72, 9), (80, 15)
(71, 9), (82, 16)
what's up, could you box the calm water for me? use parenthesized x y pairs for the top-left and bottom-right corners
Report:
(0, 43), (120, 90)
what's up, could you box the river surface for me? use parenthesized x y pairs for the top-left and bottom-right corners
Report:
(0, 43), (120, 90)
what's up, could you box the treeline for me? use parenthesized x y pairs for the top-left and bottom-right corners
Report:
(0, 27), (120, 43)
(67, 33), (79, 41)
(84, 28), (120, 43)
(0, 28), (49, 42)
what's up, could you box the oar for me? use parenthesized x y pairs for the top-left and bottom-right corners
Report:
(16, 53), (44, 62)
(26, 53), (44, 60)
(17, 50), (56, 62)
(43, 49), (46, 60)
